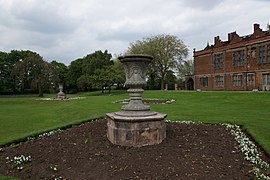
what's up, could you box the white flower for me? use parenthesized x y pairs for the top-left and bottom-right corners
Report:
(222, 123), (270, 179)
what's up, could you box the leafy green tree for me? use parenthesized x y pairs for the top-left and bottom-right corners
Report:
(91, 66), (114, 93)
(146, 73), (160, 90)
(91, 60), (125, 93)
(12, 53), (57, 96)
(66, 58), (83, 93)
(66, 50), (113, 92)
(0, 50), (37, 94)
(127, 34), (189, 90)
(177, 59), (194, 80)
(0, 51), (10, 93)
(164, 70), (177, 90)
(112, 59), (125, 89)
(82, 50), (113, 76)
(51, 60), (68, 91)
(77, 75), (92, 91)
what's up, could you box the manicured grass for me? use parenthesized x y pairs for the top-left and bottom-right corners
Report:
(144, 90), (270, 155)
(0, 91), (127, 146)
(0, 175), (17, 180)
(0, 90), (269, 156)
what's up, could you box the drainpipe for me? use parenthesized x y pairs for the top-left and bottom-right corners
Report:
(245, 45), (248, 91)
(193, 48), (196, 90)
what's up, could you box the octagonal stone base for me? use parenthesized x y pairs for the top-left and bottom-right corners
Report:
(56, 92), (67, 100)
(106, 112), (166, 147)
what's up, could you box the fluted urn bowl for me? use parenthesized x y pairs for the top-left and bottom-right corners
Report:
(119, 54), (152, 87)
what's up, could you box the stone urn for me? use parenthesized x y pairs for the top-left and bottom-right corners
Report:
(56, 83), (67, 100)
(106, 54), (166, 147)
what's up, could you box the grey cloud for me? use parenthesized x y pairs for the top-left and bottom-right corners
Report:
(97, 31), (144, 42)
(0, 0), (269, 65)
(181, 0), (223, 10)
(7, 1), (78, 34)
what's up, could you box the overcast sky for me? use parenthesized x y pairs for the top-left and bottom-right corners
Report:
(0, 0), (269, 65)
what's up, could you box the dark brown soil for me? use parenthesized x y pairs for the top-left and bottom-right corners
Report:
(0, 120), (269, 180)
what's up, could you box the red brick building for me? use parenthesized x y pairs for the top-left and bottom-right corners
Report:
(193, 23), (270, 91)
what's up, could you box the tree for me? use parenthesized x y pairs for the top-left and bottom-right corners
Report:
(91, 67), (112, 93)
(51, 60), (68, 91)
(111, 59), (125, 89)
(127, 34), (189, 90)
(82, 50), (113, 76)
(77, 75), (92, 91)
(177, 59), (194, 80)
(12, 53), (57, 97)
(90, 60), (125, 93)
(0, 51), (10, 93)
(66, 50), (113, 92)
(0, 50), (37, 94)
(164, 70), (177, 90)
(66, 58), (83, 93)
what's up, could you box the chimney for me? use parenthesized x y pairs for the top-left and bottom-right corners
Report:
(228, 33), (231, 41)
(214, 36), (220, 44)
(228, 31), (240, 42)
(254, 23), (260, 32)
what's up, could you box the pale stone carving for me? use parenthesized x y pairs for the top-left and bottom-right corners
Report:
(106, 54), (166, 147)
(56, 83), (67, 100)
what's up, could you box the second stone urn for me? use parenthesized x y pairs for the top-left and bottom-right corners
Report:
(56, 83), (67, 100)
(106, 54), (166, 147)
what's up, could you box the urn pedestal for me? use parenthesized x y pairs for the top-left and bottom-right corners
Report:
(106, 54), (166, 147)
(56, 84), (67, 100)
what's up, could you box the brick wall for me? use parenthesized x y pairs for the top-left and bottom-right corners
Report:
(194, 24), (270, 91)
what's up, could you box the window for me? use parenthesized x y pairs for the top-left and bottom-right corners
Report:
(232, 74), (242, 86)
(259, 45), (270, 64)
(247, 73), (255, 86)
(215, 75), (224, 86)
(214, 53), (224, 69)
(233, 50), (245, 67)
(267, 45), (270, 62)
(263, 74), (270, 86)
(200, 77), (208, 87)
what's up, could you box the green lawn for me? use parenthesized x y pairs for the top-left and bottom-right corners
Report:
(0, 90), (269, 156)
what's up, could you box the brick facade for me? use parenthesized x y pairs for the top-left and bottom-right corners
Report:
(193, 23), (270, 91)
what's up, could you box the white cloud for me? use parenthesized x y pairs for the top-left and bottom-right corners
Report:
(0, 0), (269, 64)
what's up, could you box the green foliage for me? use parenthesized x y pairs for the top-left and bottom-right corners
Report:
(164, 70), (177, 90)
(12, 53), (57, 97)
(112, 59), (125, 87)
(66, 58), (83, 92)
(51, 61), (68, 85)
(146, 72), (160, 90)
(66, 50), (113, 92)
(81, 50), (113, 76)
(177, 59), (194, 80)
(0, 51), (10, 93)
(1, 49), (121, 94)
(91, 61), (125, 93)
(77, 75), (92, 91)
(127, 34), (189, 90)
(0, 50), (38, 94)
